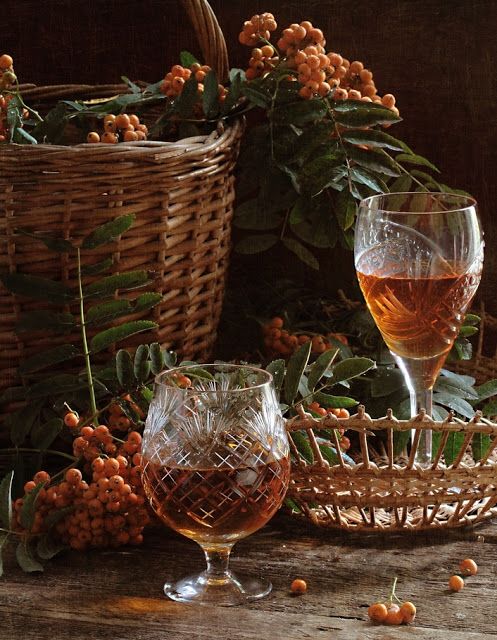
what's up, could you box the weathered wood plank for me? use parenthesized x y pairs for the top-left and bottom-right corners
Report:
(1, 516), (497, 639)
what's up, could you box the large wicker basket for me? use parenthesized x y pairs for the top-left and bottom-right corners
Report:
(0, 0), (242, 399)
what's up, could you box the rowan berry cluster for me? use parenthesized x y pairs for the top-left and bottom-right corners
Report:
(238, 13), (278, 46)
(13, 429), (149, 551)
(245, 44), (279, 81)
(308, 401), (350, 450)
(160, 62), (227, 104)
(86, 113), (148, 144)
(262, 316), (348, 359)
(0, 54), (28, 143)
(367, 578), (416, 626)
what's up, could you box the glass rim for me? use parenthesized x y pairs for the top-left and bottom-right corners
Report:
(359, 191), (477, 215)
(154, 363), (274, 392)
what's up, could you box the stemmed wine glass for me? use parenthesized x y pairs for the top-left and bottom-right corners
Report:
(141, 363), (290, 606)
(354, 192), (484, 464)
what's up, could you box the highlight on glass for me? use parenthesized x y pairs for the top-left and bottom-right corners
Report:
(141, 363), (290, 606)
(354, 192), (483, 465)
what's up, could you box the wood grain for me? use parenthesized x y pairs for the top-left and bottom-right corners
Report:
(1, 514), (497, 639)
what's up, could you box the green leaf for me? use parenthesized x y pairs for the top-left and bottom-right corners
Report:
(388, 174), (413, 194)
(173, 76), (199, 119)
(150, 343), (165, 375)
(86, 300), (132, 325)
(15, 127), (38, 145)
(27, 374), (87, 400)
(234, 199), (283, 230)
(289, 196), (308, 225)
(433, 392), (475, 419)
(16, 311), (75, 334)
(85, 270), (151, 297)
(180, 50), (199, 67)
(135, 292), (162, 312)
(184, 367), (214, 381)
(371, 368), (405, 398)
(439, 368), (475, 387)
(0, 273), (73, 302)
(0, 471), (14, 529)
(202, 69), (220, 119)
(8, 401), (44, 445)
(235, 234), (279, 254)
(334, 106), (401, 128)
(44, 505), (75, 530)
(458, 326), (478, 337)
(116, 349), (135, 388)
(451, 338), (473, 361)
(284, 342), (312, 405)
(345, 144), (401, 177)
(162, 350), (177, 369)
(20, 482), (46, 529)
(472, 433), (492, 462)
(434, 377), (478, 400)
(30, 417), (63, 450)
(350, 167), (388, 193)
(396, 153), (440, 173)
(475, 379), (497, 402)
(341, 129), (408, 151)
(297, 152), (344, 195)
(393, 430), (411, 456)
(482, 398), (497, 417)
(444, 432), (466, 466)
(91, 320), (158, 353)
(134, 344), (151, 383)
(319, 443), (340, 466)
(334, 189), (357, 231)
(266, 359), (286, 392)
(272, 99), (327, 126)
(291, 431), (314, 463)
(431, 404), (449, 421)
(242, 84), (271, 109)
(18, 344), (80, 376)
(16, 229), (74, 252)
(81, 258), (113, 276)
(281, 237), (319, 270)
(36, 534), (67, 560)
(16, 541), (44, 573)
(308, 350), (337, 392)
(81, 214), (135, 249)
(331, 357), (375, 384)
(313, 392), (358, 409)
(463, 313), (480, 326)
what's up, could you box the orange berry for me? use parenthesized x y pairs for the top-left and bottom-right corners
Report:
(101, 131), (118, 144)
(400, 601), (416, 623)
(33, 470), (51, 485)
(80, 426), (94, 439)
(384, 603), (403, 625)
(459, 558), (478, 576)
(367, 602), (388, 623)
(123, 130), (138, 142)
(0, 54), (14, 69)
(449, 575), (464, 592)
(290, 578), (307, 594)
(86, 132), (100, 144)
(65, 468), (83, 486)
(23, 480), (36, 494)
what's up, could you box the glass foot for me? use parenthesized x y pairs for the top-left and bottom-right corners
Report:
(164, 570), (272, 606)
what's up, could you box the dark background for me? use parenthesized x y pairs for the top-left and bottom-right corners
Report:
(3, 0), (496, 310)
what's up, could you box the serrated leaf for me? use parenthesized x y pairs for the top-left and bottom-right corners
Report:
(173, 76), (199, 119)
(134, 344), (150, 383)
(20, 482), (46, 529)
(16, 541), (44, 573)
(30, 417), (63, 450)
(475, 379), (497, 402)
(350, 167), (387, 193)
(116, 349), (134, 388)
(331, 357), (375, 384)
(16, 310), (75, 334)
(86, 300), (132, 325)
(266, 359), (286, 392)
(345, 144), (401, 177)
(235, 234), (279, 254)
(163, 350), (177, 369)
(433, 392), (475, 419)
(434, 377), (478, 400)
(242, 84), (271, 109)
(27, 374), (87, 400)
(81, 214), (135, 249)
(135, 292), (162, 312)
(444, 432), (466, 466)
(334, 106), (401, 128)
(291, 431), (313, 463)
(396, 153), (440, 173)
(471, 433), (492, 462)
(44, 505), (75, 530)
(18, 344), (80, 375)
(342, 129), (409, 151)
(273, 99), (327, 126)
(150, 343), (165, 375)
(81, 258), (113, 276)
(8, 400), (44, 445)
(282, 237), (319, 270)
(370, 367), (405, 398)
(308, 350), (337, 392)
(202, 69), (220, 119)
(458, 326), (478, 337)
(36, 534), (67, 560)
(388, 174), (413, 194)
(297, 152), (344, 195)
(17, 229), (73, 252)
(234, 198), (283, 230)
(284, 342), (312, 405)
(313, 392), (358, 409)
(184, 367), (214, 381)
(463, 313), (480, 326)
(180, 50), (199, 67)
(91, 321), (157, 353)
(0, 273), (73, 302)
(439, 368), (476, 387)
(334, 189), (357, 231)
(85, 270), (151, 297)
(319, 443), (340, 466)
(431, 404), (449, 421)
(0, 471), (14, 529)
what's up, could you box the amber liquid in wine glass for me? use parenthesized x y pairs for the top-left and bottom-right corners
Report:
(355, 193), (483, 465)
(141, 364), (290, 606)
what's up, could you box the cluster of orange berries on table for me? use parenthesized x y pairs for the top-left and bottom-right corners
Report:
(238, 14), (398, 112)
(449, 558), (478, 592)
(160, 62), (227, 104)
(367, 578), (416, 626)
(262, 316), (349, 359)
(86, 113), (148, 144)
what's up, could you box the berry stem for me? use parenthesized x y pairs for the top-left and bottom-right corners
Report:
(2, 448), (77, 462)
(77, 247), (98, 427)
(388, 576), (399, 604)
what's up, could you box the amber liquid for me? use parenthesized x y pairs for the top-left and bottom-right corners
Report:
(142, 456), (290, 544)
(357, 269), (481, 376)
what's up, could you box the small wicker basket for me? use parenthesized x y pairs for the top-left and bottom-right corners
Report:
(286, 406), (497, 532)
(0, 0), (242, 401)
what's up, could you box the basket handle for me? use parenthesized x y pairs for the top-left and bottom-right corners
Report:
(181, 0), (229, 82)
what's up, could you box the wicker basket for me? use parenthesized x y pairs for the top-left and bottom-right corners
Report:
(0, 0), (242, 399)
(286, 406), (497, 532)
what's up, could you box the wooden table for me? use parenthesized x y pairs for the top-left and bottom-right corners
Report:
(1, 513), (496, 640)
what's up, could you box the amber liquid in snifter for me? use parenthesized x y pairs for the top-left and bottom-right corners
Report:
(142, 446), (290, 544)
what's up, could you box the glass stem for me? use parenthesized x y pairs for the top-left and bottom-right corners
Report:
(409, 386), (433, 466)
(202, 544), (233, 584)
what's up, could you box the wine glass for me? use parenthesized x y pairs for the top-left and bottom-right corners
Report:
(354, 192), (484, 465)
(141, 363), (290, 606)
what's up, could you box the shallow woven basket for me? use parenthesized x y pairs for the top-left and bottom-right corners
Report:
(286, 406), (497, 532)
(0, 0), (242, 400)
